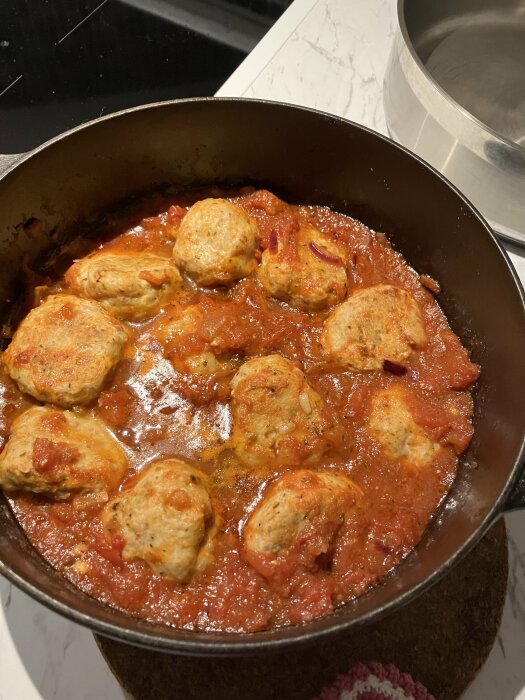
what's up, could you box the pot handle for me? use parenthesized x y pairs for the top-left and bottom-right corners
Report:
(0, 152), (24, 176)
(503, 458), (525, 512)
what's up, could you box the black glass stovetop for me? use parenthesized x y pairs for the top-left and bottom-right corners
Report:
(0, 0), (291, 154)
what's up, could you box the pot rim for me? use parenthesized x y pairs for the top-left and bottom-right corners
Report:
(1, 97), (524, 655)
(396, 0), (525, 156)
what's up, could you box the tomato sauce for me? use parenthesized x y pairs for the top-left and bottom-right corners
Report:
(2, 187), (479, 632)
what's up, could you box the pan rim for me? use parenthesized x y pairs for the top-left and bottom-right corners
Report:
(0, 96), (524, 655)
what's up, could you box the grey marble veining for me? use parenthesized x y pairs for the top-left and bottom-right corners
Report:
(0, 577), (125, 699)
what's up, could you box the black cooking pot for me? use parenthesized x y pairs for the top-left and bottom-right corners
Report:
(0, 98), (524, 656)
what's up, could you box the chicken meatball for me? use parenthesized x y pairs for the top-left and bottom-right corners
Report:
(65, 252), (182, 321)
(368, 385), (440, 468)
(172, 198), (259, 286)
(243, 469), (361, 583)
(258, 225), (347, 310)
(321, 284), (427, 371)
(0, 406), (127, 499)
(101, 459), (215, 582)
(230, 354), (332, 468)
(3, 295), (128, 407)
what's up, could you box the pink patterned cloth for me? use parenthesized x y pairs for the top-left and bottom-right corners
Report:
(316, 662), (435, 700)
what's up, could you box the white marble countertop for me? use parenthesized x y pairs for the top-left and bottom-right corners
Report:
(2, 1), (525, 698)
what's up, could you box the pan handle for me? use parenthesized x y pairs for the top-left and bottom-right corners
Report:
(503, 458), (525, 512)
(0, 153), (23, 176)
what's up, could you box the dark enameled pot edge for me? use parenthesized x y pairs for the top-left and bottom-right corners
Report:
(0, 98), (523, 656)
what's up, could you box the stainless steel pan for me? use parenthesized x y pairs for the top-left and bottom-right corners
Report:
(384, 0), (525, 245)
(0, 98), (524, 655)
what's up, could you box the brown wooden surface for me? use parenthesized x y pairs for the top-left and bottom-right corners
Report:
(96, 518), (507, 700)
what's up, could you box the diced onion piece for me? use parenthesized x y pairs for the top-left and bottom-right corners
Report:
(73, 490), (109, 511)
(268, 229), (278, 252)
(308, 241), (344, 266)
(420, 274), (441, 294)
(298, 391), (312, 415)
(382, 360), (407, 376)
